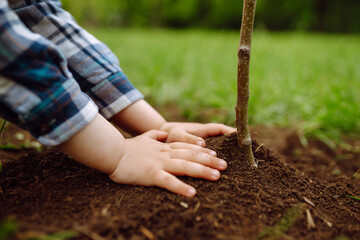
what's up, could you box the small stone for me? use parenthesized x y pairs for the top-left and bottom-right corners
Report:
(180, 202), (189, 208)
(30, 141), (41, 149)
(15, 132), (25, 141)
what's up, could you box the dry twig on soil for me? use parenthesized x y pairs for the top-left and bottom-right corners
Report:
(303, 197), (315, 207)
(306, 209), (316, 229)
(140, 226), (155, 240)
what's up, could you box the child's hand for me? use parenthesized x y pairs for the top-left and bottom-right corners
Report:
(109, 130), (227, 197)
(160, 122), (235, 146)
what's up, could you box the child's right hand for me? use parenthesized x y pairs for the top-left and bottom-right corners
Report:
(59, 114), (227, 198)
(109, 130), (227, 197)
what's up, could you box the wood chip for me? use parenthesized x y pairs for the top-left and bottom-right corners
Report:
(193, 201), (201, 212)
(303, 197), (315, 207)
(306, 209), (316, 229)
(101, 203), (111, 216)
(140, 226), (155, 240)
(180, 202), (189, 208)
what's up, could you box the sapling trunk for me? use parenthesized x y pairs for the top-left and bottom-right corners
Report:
(235, 0), (257, 167)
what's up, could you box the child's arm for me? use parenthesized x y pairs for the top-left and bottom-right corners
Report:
(12, 2), (233, 146)
(110, 99), (235, 145)
(2, 2), (227, 198)
(59, 114), (227, 198)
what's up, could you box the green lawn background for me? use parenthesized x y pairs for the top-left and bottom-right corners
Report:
(91, 29), (360, 142)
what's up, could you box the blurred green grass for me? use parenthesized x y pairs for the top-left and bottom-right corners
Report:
(90, 28), (360, 140)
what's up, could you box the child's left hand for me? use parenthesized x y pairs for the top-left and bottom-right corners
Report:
(160, 122), (235, 146)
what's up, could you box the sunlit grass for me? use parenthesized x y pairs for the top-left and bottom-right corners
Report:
(89, 28), (360, 140)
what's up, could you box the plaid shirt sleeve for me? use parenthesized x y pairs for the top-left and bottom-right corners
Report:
(0, 0), (99, 146)
(10, 0), (144, 119)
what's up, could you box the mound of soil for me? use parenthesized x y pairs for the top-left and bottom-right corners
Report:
(0, 132), (359, 240)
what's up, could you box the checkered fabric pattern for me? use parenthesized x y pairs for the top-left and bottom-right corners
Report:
(0, 0), (143, 146)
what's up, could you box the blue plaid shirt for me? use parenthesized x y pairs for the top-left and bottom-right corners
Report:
(0, 0), (143, 146)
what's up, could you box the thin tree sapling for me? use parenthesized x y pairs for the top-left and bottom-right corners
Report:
(235, 0), (257, 167)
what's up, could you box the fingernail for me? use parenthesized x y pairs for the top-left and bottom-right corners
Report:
(210, 151), (217, 156)
(197, 140), (204, 146)
(186, 188), (196, 197)
(219, 160), (227, 169)
(211, 170), (220, 180)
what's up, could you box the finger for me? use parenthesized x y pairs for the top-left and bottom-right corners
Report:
(189, 123), (236, 138)
(166, 128), (205, 146)
(142, 130), (168, 142)
(169, 142), (217, 157)
(169, 149), (227, 170)
(154, 170), (196, 198)
(165, 159), (221, 181)
(180, 132), (206, 146)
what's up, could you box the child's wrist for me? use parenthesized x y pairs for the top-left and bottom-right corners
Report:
(110, 99), (167, 135)
(58, 114), (126, 174)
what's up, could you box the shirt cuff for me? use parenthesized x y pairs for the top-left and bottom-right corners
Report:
(27, 79), (99, 146)
(37, 96), (98, 146)
(87, 71), (144, 119)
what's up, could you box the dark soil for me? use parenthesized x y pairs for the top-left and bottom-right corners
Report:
(0, 128), (360, 240)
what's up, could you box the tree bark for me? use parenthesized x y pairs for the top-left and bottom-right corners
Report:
(235, 0), (257, 167)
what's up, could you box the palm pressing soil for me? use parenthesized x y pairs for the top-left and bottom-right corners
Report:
(0, 130), (360, 240)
